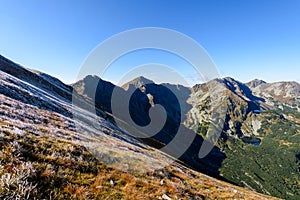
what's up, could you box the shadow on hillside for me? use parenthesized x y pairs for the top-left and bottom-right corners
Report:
(221, 78), (266, 113)
(90, 80), (226, 178)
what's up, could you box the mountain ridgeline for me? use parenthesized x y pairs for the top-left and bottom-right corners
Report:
(73, 74), (300, 199)
(0, 54), (299, 199)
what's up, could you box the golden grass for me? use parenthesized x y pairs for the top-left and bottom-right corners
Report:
(0, 124), (280, 199)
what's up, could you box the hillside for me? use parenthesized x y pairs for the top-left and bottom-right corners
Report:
(187, 77), (300, 198)
(0, 55), (282, 199)
(74, 72), (300, 199)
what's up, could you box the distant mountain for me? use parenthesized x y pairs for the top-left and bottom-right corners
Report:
(0, 54), (297, 199)
(186, 77), (300, 198)
(73, 74), (226, 177)
(72, 75), (117, 113)
(251, 81), (300, 110)
(246, 79), (267, 88)
(73, 73), (300, 199)
(121, 76), (154, 91)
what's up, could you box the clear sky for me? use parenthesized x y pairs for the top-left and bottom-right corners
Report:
(0, 0), (299, 85)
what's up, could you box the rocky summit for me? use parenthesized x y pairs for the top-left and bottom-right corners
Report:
(1, 54), (298, 199)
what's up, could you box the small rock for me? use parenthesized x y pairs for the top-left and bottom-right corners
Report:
(147, 93), (155, 107)
(160, 179), (165, 185)
(110, 180), (114, 186)
(162, 194), (172, 200)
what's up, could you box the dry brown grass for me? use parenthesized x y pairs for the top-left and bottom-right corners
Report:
(0, 125), (281, 200)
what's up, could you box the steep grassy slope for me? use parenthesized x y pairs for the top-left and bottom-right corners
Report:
(0, 119), (278, 199)
(0, 55), (280, 199)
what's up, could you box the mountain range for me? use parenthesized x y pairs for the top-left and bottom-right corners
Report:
(0, 54), (299, 199)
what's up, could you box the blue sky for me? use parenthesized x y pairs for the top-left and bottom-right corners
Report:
(0, 0), (299, 85)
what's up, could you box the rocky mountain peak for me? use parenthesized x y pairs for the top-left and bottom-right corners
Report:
(246, 79), (267, 88)
(122, 76), (154, 91)
(83, 74), (101, 82)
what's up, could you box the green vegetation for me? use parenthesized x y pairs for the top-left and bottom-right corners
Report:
(220, 109), (300, 199)
(196, 121), (210, 137)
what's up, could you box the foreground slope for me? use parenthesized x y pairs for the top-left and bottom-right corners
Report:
(0, 55), (280, 199)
